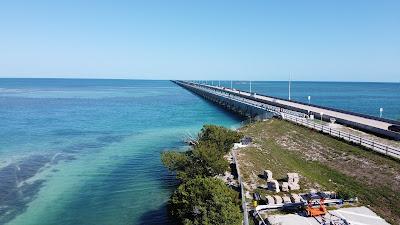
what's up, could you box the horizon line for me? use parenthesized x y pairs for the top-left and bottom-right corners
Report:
(0, 77), (399, 83)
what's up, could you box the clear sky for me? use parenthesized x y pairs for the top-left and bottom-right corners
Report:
(0, 0), (399, 81)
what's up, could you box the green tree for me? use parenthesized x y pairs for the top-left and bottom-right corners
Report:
(161, 143), (228, 181)
(161, 151), (189, 172)
(169, 177), (242, 225)
(198, 125), (242, 154)
(187, 142), (228, 178)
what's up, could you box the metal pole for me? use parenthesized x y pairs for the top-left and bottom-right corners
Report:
(231, 80), (233, 89)
(288, 74), (291, 100)
(250, 81), (252, 93)
(308, 96), (311, 104)
(379, 108), (383, 118)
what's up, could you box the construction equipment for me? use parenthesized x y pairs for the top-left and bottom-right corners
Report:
(306, 198), (327, 217)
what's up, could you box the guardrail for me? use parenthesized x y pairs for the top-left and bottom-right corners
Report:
(179, 81), (400, 141)
(232, 150), (249, 225)
(197, 83), (305, 118)
(282, 114), (400, 159)
(176, 81), (400, 160)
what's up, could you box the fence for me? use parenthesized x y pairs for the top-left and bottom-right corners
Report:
(282, 114), (400, 159)
(232, 150), (249, 225)
(179, 81), (400, 160)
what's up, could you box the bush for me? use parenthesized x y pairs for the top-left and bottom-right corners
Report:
(189, 142), (229, 177)
(161, 143), (228, 181)
(161, 151), (190, 172)
(169, 177), (242, 225)
(161, 124), (242, 224)
(198, 125), (242, 154)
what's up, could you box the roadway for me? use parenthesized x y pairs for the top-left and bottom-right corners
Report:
(197, 83), (394, 131)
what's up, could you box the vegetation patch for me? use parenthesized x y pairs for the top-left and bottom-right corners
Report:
(237, 119), (400, 224)
(161, 125), (243, 225)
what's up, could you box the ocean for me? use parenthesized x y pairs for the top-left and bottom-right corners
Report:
(0, 79), (399, 225)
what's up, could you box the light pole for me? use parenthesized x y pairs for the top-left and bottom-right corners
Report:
(250, 81), (252, 93)
(320, 112), (324, 122)
(379, 108), (383, 118)
(231, 80), (233, 89)
(288, 74), (292, 100)
(308, 96), (311, 105)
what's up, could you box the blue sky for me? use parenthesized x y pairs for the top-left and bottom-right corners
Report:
(0, 0), (399, 81)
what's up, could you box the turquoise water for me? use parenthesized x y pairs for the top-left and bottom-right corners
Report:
(0, 79), (399, 225)
(0, 79), (241, 225)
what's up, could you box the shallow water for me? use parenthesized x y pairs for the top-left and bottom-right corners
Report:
(0, 79), (241, 225)
(0, 79), (399, 225)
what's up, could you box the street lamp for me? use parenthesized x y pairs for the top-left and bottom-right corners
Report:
(250, 81), (252, 93)
(379, 108), (383, 118)
(320, 112), (324, 122)
(288, 74), (291, 100)
(308, 96), (311, 105)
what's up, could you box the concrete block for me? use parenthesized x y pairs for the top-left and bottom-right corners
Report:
(290, 194), (302, 203)
(288, 183), (300, 191)
(265, 195), (275, 205)
(273, 195), (283, 204)
(282, 195), (291, 203)
(281, 182), (289, 192)
(287, 173), (299, 184)
(268, 179), (280, 193)
(264, 170), (273, 181)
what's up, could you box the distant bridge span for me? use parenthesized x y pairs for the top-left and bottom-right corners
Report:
(173, 80), (400, 142)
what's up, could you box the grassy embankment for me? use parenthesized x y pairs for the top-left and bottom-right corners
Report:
(237, 119), (400, 224)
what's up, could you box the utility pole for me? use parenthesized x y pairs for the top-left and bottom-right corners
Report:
(380, 108), (383, 118)
(230, 80), (233, 89)
(288, 74), (292, 101)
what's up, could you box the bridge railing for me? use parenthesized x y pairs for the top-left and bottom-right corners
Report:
(282, 114), (400, 159)
(178, 81), (400, 160)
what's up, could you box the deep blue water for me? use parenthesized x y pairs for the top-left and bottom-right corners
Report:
(0, 79), (399, 225)
(220, 80), (400, 120)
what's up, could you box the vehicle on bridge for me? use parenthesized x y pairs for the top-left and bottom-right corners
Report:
(389, 124), (400, 133)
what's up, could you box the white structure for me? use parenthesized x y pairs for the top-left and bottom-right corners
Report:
(273, 195), (283, 204)
(265, 195), (275, 205)
(281, 182), (289, 192)
(287, 173), (300, 191)
(264, 170), (273, 182)
(282, 195), (291, 203)
(267, 206), (390, 225)
(290, 193), (302, 203)
(268, 179), (280, 193)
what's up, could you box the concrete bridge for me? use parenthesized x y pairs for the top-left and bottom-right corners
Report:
(173, 80), (400, 140)
(173, 80), (400, 159)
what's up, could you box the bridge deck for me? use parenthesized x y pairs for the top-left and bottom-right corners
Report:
(174, 80), (400, 158)
(209, 84), (392, 131)
(174, 80), (400, 141)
